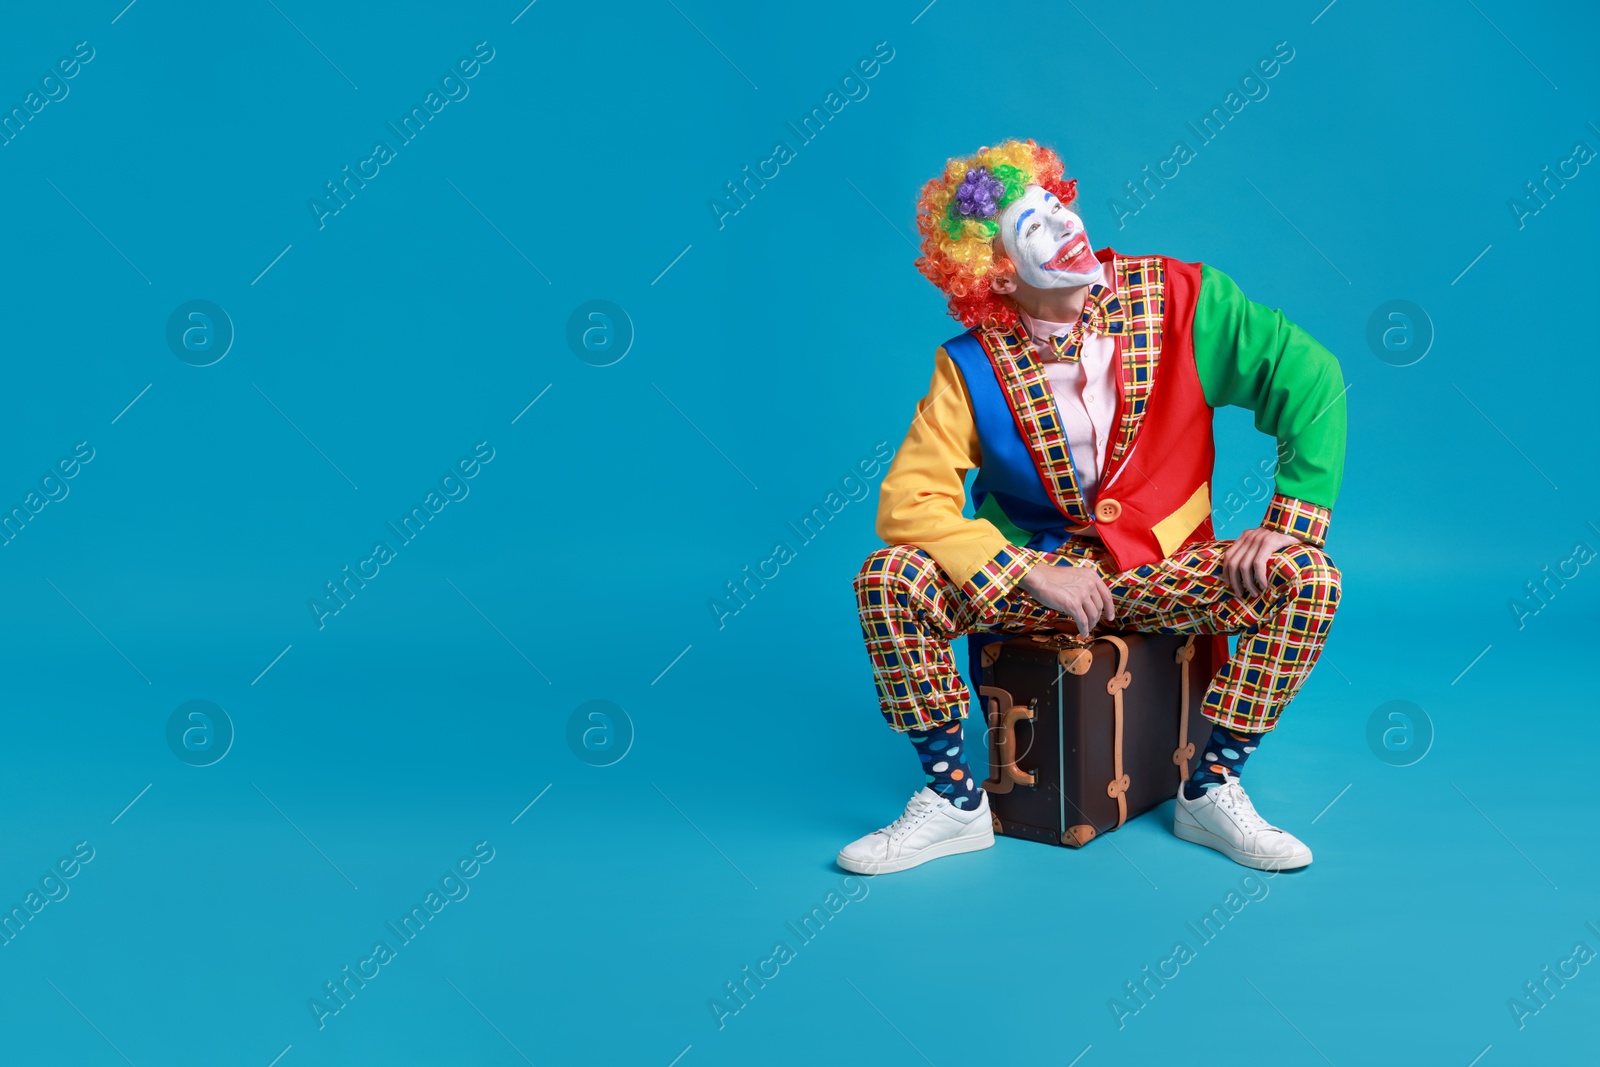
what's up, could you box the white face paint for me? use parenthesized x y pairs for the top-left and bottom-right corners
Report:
(997, 184), (1100, 289)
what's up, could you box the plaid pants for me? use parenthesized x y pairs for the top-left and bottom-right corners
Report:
(854, 537), (1341, 734)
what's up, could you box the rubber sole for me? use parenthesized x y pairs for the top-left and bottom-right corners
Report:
(1172, 814), (1312, 871)
(835, 829), (995, 875)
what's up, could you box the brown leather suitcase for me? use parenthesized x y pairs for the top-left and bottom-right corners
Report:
(974, 630), (1226, 848)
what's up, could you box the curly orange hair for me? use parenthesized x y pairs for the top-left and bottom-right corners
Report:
(914, 139), (1079, 329)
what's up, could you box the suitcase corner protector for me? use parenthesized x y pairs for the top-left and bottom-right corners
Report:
(1061, 824), (1097, 848)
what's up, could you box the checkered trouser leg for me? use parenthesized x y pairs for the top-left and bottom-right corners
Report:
(853, 538), (1341, 734)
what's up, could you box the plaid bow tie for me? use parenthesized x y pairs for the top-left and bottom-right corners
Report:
(1041, 284), (1127, 363)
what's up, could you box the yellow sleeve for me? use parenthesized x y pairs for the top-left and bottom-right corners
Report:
(876, 346), (1045, 619)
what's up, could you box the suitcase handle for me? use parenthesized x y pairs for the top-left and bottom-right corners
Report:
(979, 686), (1035, 794)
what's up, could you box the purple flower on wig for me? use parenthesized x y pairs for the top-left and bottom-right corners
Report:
(954, 166), (1005, 219)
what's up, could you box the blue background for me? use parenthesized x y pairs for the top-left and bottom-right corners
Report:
(0, 1), (1595, 1064)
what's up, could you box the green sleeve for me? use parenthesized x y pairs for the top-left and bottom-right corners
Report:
(1190, 263), (1347, 509)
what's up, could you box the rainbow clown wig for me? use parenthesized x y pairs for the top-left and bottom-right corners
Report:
(914, 139), (1079, 329)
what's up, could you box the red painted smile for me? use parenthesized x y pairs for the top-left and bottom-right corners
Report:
(1045, 233), (1097, 273)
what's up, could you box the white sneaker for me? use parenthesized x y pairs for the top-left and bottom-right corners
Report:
(836, 788), (995, 875)
(1173, 777), (1313, 871)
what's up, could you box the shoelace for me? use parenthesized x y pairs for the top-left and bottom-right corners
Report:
(883, 793), (940, 840)
(1212, 781), (1274, 834)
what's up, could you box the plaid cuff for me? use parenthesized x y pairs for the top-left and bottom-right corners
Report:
(1262, 492), (1331, 547)
(961, 544), (1044, 619)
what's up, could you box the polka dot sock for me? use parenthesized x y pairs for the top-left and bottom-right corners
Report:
(906, 719), (979, 810)
(1182, 723), (1263, 800)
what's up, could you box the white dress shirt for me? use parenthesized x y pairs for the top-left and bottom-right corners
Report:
(1017, 256), (1119, 503)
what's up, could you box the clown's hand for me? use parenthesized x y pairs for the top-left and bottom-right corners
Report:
(1019, 560), (1115, 637)
(1223, 527), (1303, 599)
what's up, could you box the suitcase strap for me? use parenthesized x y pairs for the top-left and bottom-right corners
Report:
(1099, 635), (1133, 828)
(1059, 634), (1133, 828)
(1173, 636), (1197, 780)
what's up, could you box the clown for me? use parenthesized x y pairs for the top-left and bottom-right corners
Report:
(839, 139), (1346, 875)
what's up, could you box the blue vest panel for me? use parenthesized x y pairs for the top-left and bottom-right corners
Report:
(942, 331), (1081, 553)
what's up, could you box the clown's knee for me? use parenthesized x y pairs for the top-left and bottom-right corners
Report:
(854, 545), (940, 615)
(1269, 544), (1342, 611)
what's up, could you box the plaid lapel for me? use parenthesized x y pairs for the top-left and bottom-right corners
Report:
(1104, 254), (1167, 473)
(973, 319), (1094, 527)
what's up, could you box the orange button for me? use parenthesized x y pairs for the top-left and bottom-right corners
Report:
(1096, 498), (1122, 522)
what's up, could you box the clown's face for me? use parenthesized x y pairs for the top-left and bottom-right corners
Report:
(997, 184), (1099, 289)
